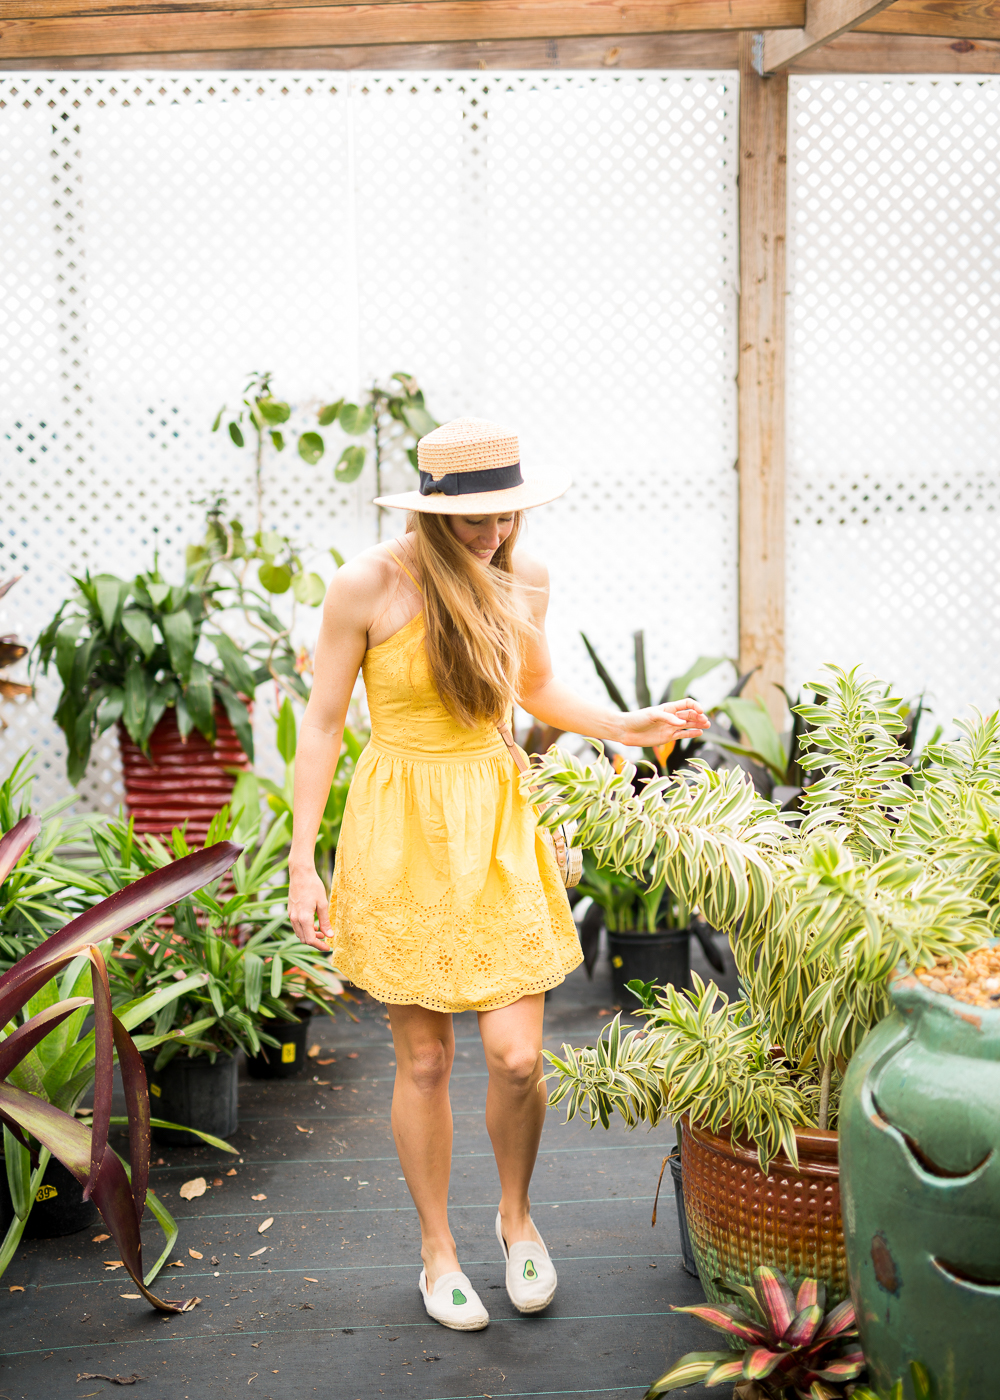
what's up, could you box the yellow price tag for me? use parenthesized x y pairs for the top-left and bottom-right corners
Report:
(281, 1042), (296, 1064)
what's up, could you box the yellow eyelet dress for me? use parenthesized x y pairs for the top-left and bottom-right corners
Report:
(327, 555), (582, 1013)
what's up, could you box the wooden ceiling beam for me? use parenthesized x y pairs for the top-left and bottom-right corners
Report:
(859, 0), (1000, 38)
(0, 1), (805, 62)
(761, 0), (895, 71)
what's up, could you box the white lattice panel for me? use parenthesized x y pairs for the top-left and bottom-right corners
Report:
(0, 71), (738, 812)
(787, 76), (1000, 728)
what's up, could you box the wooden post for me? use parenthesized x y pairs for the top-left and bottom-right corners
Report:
(738, 31), (788, 728)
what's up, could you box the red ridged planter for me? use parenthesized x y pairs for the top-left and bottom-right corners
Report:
(118, 703), (249, 847)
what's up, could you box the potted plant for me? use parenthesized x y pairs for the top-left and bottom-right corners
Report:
(33, 505), (328, 842)
(97, 803), (351, 1141)
(530, 666), (995, 1306)
(576, 848), (724, 1005)
(0, 813), (242, 1309)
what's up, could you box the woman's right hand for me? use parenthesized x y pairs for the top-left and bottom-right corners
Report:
(288, 865), (333, 950)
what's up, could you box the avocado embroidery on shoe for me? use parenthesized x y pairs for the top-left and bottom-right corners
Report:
(523, 1260), (538, 1281)
(452, 1287), (467, 1306)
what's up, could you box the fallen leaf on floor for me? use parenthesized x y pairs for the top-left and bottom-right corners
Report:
(212, 1178), (223, 1186)
(424, 1355), (440, 1362)
(179, 1177), (207, 1200)
(649, 1262), (657, 1268)
(211, 1256), (220, 1266)
(188, 1248), (203, 1259)
(347, 1052), (358, 1059)
(307, 1045), (320, 1058)
(304, 1277), (318, 1282)
(119, 1294), (141, 1300)
(316, 1058), (335, 1066)
(251, 1342), (260, 1348)
(226, 1168), (237, 1176)
(258, 1217), (274, 1233)
(168, 1260), (185, 1268)
(155, 1158), (165, 1165)
(91, 1234), (110, 1244)
(295, 1125), (312, 1134)
(80, 1314), (91, 1322)
(76, 1374), (143, 1385)
(251, 1193), (267, 1201)
(331, 1086), (343, 1091)
(313, 1079), (331, 1086)
(249, 1247), (267, 1257)
(300, 1303), (314, 1310)
(179, 1296), (202, 1311)
(103, 1261), (124, 1271)
(8, 1285), (24, 1293)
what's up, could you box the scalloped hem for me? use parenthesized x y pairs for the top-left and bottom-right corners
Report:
(333, 951), (583, 1015)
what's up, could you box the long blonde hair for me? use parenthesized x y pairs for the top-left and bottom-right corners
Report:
(406, 511), (535, 728)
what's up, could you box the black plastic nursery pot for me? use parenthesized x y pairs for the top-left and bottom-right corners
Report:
(607, 928), (691, 1008)
(246, 1008), (312, 1080)
(0, 1156), (100, 1239)
(143, 1051), (239, 1146)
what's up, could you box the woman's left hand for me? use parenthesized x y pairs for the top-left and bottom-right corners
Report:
(619, 698), (711, 748)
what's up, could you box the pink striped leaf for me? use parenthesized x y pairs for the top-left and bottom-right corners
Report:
(812, 1349), (866, 1381)
(742, 1346), (785, 1379)
(813, 1296), (858, 1342)
(704, 1358), (745, 1385)
(795, 1277), (826, 1313)
(753, 1264), (796, 1337)
(643, 1351), (734, 1398)
(782, 1303), (823, 1348)
(670, 1303), (768, 1344)
(0, 815), (41, 884)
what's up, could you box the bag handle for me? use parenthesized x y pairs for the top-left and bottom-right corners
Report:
(496, 720), (530, 776)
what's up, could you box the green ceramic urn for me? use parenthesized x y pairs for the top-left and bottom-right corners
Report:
(839, 964), (1000, 1399)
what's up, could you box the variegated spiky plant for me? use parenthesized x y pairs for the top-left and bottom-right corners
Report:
(645, 1266), (864, 1399)
(534, 666), (1000, 1169)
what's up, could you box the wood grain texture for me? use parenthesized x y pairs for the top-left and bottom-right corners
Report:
(788, 27), (1000, 62)
(737, 30), (787, 728)
(763, 0), (895, 69)
(0, 1), (804, 61)
(0, 30), (742, 68)
(859, 0), (1000, 36)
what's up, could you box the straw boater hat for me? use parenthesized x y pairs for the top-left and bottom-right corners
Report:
(373, 416), (571, 514)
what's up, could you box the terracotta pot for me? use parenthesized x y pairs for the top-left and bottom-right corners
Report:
(680, 1114), (847, 1305)
(118, 703), (249, 847)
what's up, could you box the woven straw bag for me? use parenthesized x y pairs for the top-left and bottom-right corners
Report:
(496, 722), (583, 889)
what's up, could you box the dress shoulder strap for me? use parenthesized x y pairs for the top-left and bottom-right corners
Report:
(386, 544), (422, 594)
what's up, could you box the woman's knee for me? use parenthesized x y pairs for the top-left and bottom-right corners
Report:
(489, 1044), (542, 1092)
(401, 1039), (454, 1095)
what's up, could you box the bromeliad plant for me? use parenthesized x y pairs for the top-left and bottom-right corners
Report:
(534, 666), (1000, 1170)
(0, 817), (241, 1310)
(645, 1267), (864, 1399)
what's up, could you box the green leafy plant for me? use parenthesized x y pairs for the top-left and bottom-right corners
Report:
(215, 369), (438, 537)
(576, 847), (690, 934)
(644, 1266), (864, 1399)
(93, 804), (352, 1067)
(533, 666), (998, 1169)
(0, 817), (241, 1310)
(851, 1362), (935, 1400)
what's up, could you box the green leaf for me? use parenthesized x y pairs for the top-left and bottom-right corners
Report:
(580, 632), (629, 712)
(715, 697), (788, 782)
(217, 684), (254, 762)
(145, 582), (171, 609)
(94, 576), (127, 635)
(159, 608), (195, 685)
(338, 403), (373, 436)
(401, 402), (437, 437)
(269, 430), (285, 452)
(122, 610), (156, 659)
(335, 446), (366, 483)
(212, 633), (257, 698)
(276, 697), (297, 764)
(258, 562), (292, 595)
(297, 432), (325, 466)
(228, 421), (245, 448)
(257, 397), (290, 425)
(211, 406), (225, 432)
(291, 571), (325, 607)
(317, 399), (343, 427)
(185, 660), (215, 742)
(122, 659), (148, 746)
(330, 548), (345, 568)
(4, 1124), (31, 1221)
(666, 655), (730, 704)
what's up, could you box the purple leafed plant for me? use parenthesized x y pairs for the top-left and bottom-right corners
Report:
(0, 815), (241, 1312)
(644, 1266), (866, 1400)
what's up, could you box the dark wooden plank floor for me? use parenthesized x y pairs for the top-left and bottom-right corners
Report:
(0, 936), (737, 1400)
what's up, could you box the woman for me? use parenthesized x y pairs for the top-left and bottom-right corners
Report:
(288, 416), (709, 1331)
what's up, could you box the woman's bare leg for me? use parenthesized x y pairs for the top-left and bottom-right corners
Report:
(387, 1003), (461, 1285)
(478, 993), (547, 1248)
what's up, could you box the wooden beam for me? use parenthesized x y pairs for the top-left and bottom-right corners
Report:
(789, 27), (1000, 63)
(860, 0), (1000, 39)
(737, 29), (786, 729)
(0, 29), (741, 69)
(762, 0), (895, 71)
(0, 2), (803, 62)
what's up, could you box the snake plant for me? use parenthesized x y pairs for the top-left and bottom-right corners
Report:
(533, 666), (1000, 1169)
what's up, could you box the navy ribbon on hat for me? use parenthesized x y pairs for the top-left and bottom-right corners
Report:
(419, 462), (523, 497)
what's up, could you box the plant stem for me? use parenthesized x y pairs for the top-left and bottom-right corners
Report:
(255, 426), (264, 536)
(818, 1056), (833, 1132)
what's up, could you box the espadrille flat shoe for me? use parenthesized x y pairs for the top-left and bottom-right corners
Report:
(495, 1212), (558, 1313)
(418, 1268), (489, 1331)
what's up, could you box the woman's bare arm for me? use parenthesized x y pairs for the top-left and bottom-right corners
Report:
(513, 551), (709, 747)
(288, 556), (378, 949)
